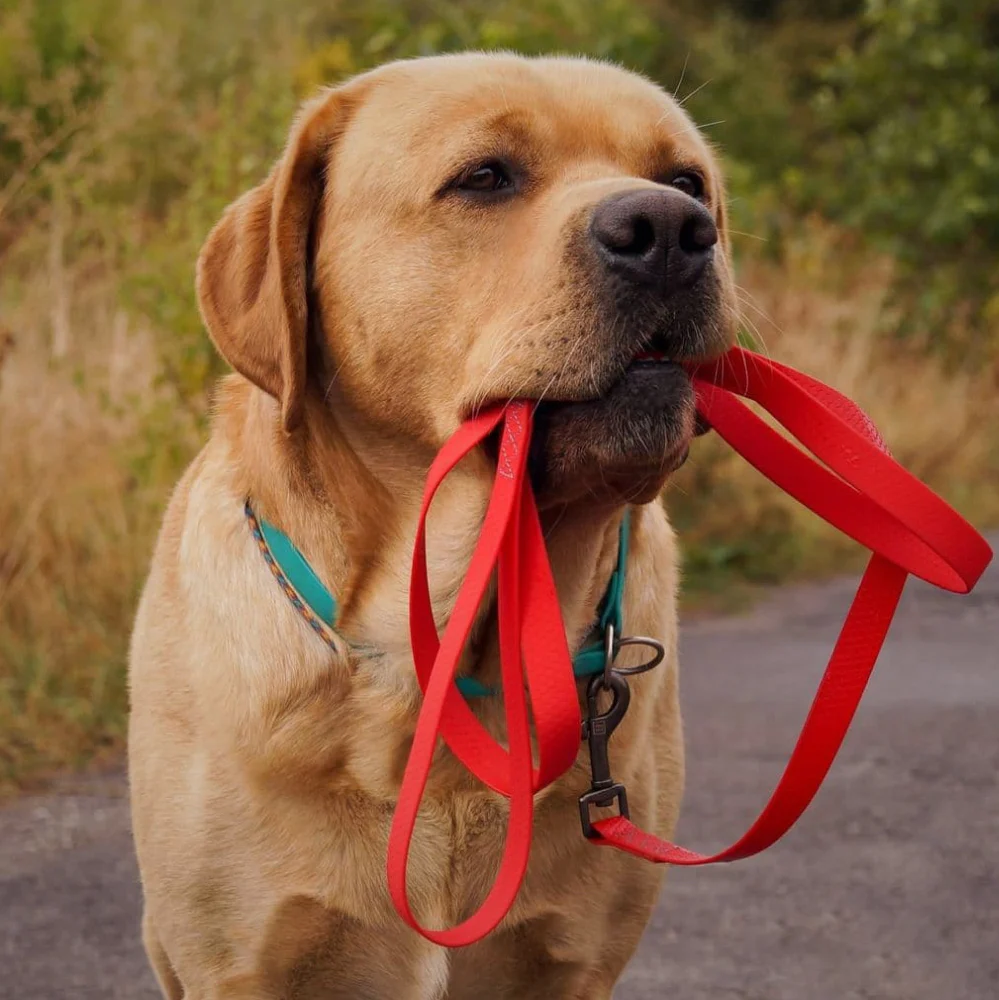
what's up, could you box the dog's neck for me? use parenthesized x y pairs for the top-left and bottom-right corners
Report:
(223, 379), (627, 677)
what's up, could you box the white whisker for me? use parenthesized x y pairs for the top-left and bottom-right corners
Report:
(664, 119), (725, 143)
(672, 52), (691, 101)
(677, 77), (713, 108)
(728, 229), (768, 243)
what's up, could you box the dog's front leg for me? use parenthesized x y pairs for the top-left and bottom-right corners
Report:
(143, 911), (185, 1000)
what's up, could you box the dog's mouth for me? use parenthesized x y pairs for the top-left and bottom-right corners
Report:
(532, 327), (712, 416)
(472, 330), (711, 412)
(469, 321), (725, 505)
(518, 331), (717, 505)
(616, 334), (714, 438)
(624, 323), (727, 374)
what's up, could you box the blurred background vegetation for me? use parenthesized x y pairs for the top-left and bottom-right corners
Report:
(1, 0), (998, 793)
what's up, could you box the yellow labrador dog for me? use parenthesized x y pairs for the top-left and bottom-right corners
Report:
(129, 52), (736, 999)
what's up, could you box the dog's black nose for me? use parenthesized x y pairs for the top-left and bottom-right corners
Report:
(590, 188), (717, 291)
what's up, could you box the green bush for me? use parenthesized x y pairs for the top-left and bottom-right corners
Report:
(813, 0), (999, 354)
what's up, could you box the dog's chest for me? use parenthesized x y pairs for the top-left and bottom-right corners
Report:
(219, 782), (531, 998)
(218, 780), (598, 1000)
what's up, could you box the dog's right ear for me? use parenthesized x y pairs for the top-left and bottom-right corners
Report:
(196, 84), (364, 433)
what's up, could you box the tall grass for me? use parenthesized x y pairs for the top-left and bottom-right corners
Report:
(0, 0), (996, 794)
(0, 276), (200, 794)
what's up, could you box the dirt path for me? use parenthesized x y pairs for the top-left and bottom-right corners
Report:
(3, 541), (997, 999)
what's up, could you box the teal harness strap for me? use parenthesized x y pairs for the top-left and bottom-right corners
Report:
(571, 508), (630, 678)
(257, 517), (338, 628)
(246, 501), (630, 696)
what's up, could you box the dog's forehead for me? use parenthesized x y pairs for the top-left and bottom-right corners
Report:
(341, 55), (707, 176)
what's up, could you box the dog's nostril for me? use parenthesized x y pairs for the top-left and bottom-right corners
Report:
(623, 216), (656, 256)
(595, 212), (656, 257)
(678, 214), (718, 256)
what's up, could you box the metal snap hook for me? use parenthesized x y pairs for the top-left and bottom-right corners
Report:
(579, 670), (632, 838)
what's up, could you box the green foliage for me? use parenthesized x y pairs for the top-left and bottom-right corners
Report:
(2, 0), (995, 489)
(2, 0), (998, 792)
(5, 0), (998, 379)
(814, 0), (999, 352)
(295, 1), (841, 269)
(708, 0), (864, 20)
(120, 57), (300, 406)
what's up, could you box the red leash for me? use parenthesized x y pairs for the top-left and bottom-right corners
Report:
(388, 402), (580, 945)
(387, 346), (993, 945)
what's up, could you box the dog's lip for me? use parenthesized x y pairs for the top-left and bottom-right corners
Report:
(631, 331), (676, 365)
(463, 333), (725, 418)
(628, 329), (718, 367)
(531, 360), (693, 424)
(468, 360), (687, 417)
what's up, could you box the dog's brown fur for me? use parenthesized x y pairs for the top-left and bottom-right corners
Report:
(129, 53), (736, 999)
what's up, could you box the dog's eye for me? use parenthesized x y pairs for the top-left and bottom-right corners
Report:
(457, 161), (513, 193)
(670, 172), (705, 200)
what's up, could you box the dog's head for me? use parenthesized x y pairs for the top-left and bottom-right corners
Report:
(198, 54), (737, 505)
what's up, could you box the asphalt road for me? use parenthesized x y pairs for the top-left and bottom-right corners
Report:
(2, 540), (997, 1000)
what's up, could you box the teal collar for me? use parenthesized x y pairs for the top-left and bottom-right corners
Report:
(246, 500), (630, 697)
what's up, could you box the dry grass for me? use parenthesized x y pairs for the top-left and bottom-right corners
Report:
(0, 277), (199, 796)
(670, 219), (999, 605)
(1, 220), (997, 794)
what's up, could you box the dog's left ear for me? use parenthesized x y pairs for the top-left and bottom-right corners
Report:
(196, 84), (364, 432)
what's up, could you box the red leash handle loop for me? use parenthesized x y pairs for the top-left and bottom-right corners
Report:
(405, 403), (581, 793)
(690, 349), (991, 593)
(389, 402), (581, 946)
(590, 348), (992, 862)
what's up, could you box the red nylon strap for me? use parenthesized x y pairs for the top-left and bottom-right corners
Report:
(388, 346), (993, 944)
(388, 402), (581, 946)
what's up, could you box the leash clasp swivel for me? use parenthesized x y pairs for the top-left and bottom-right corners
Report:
(581, 625), (666, 838)
(579, 670), (631, 838)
